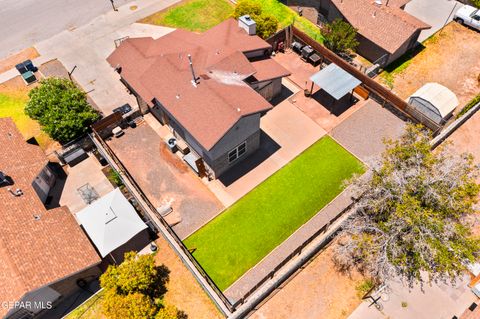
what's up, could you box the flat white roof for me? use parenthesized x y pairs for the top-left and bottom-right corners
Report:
(310, 63), (361, 100)
(409, 82), (458, 118)
(76, 188), (147, 257)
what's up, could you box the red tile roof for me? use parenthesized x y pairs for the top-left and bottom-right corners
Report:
(0, 118), (100, 316)
(331, 0), (431, 54)
(108, 19), (290, 150)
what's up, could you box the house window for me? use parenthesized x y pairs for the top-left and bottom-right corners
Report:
(228, 141), (247, 163)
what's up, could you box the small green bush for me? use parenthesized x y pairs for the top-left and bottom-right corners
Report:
(233, 0), (279, 39)
(355, 279), (375, 298)
(457, 93), (480, 118)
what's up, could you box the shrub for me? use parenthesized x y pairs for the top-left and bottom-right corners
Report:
(323, 19), (359, 54)
(232, 0), (279, 39)
(355, 279), (375, 298)
(25, 77), (99, 143)
(255, 13), (279, 39)
(457, 93), (480, 118)
(233, 0), (262, 19)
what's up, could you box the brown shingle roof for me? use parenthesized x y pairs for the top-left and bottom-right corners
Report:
(108, 19), (290, 150)
(250, 58), (291, 82)
(331, 0), (430, 54)
(0, 118), (100, 316)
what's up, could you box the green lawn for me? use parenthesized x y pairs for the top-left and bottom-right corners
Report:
(0, 91), (54, 150)
(184, 136), (364, 290)
(139, 0), (323, 43)
(139, 0), (234, 32)
(253, 0), (324, 43)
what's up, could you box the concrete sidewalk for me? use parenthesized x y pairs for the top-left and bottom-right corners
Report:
(348, 274), (478, 319)
(33, 0), (178, 115)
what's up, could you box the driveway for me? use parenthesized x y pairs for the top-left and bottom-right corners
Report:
(0, 0), (135, 59)
(206, 79), (326, 207)
(107, 122), (223, 239)
(405, 0), (462, 42)
(330, 100), (406, 164)
(34, 0), (178, 115)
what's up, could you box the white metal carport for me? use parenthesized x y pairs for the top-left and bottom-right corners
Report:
(309, 63), (361, 100)
(76, 188), (147, 258)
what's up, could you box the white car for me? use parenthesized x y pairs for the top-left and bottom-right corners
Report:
(454, 4), (480, 31)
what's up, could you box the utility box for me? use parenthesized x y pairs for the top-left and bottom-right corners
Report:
(238, 15), (256, 35)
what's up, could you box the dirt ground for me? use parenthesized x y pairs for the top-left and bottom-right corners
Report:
(155, 237), (224, 319)
(250, 243), (364, 319)
(0, 47), (39, 74)
(107, 123), (223, 239)
(383, 22), (480, 110)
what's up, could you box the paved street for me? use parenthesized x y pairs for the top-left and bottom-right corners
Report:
(0, 0), (135, 59)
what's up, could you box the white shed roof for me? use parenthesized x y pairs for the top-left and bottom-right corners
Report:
(409, 83), (458, 118)
(310, 63), (361, 100)
(76, 188), (147, 257)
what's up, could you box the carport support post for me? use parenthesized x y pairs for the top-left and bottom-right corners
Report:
(109, 0), (118, 11)
(310, 81), (314, 96)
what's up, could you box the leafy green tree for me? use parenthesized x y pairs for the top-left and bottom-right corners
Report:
(255, 13), (279, 39)
(102, 291), (157, 319)
(25, 77), (99, 143)
(471, 0), (480, 8)
(232, 0), (262, 19)
(323, 19), (359, 54)
(334, 124), (480, 286)
(100, 252), (183, 319)
(232, 0), (278, 39)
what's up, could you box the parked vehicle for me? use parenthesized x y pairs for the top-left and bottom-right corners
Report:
(454, 5), (480, 31)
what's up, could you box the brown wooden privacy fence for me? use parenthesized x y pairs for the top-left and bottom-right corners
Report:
(291, 26), (442, 133)
(89, 130), (236, 314)
(231, 195), (357, 309)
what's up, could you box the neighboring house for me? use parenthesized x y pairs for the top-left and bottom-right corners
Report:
(107, 18), (291, 179)
(76, 188), (150, 264)
(318, 0), (430, 66)
(0, 118), (101, 319)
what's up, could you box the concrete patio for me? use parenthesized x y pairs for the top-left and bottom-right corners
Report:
(273, 50), (369, 132)
(59, 154), (114, 214)
(106, 121), (223, 239)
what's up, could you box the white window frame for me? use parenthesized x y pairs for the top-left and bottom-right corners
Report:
(228, 141), (247, 163)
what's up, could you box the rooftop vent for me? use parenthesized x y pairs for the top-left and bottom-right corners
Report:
(187, 54), (199, 87)
(238, 15), (256, 35)
(8, 188), (23, 197)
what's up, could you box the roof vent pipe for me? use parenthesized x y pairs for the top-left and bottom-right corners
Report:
(187, 54), (199, 87)
(8, 188), (23, 197)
